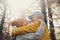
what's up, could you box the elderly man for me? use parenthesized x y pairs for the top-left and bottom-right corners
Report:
(11, 11), (50, 40)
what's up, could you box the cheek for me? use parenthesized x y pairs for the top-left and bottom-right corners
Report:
(31, 18), (36, 21)
(33, 15), (38, 19)
(23, 22), (28, 26)
(32, 17), (38, 20)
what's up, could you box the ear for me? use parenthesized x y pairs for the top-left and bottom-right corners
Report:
(11, 21), (15, 26)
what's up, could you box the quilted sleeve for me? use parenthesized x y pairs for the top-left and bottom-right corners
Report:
(11, 21), (40, 36)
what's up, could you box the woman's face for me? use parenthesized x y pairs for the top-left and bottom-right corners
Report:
(31, 15), (41, 21)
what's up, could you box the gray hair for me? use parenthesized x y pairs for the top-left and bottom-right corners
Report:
(28, 11), (44, 20)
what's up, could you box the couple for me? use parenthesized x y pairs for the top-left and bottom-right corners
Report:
(11, 11), (50, 40)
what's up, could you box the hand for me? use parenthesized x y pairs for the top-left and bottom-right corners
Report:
(9, 26), (17, 36)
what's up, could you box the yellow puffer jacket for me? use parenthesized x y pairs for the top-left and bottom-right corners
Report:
(12, 21), (40, 36)
(41, 23), (50, 40)
(12, 21), (50, 40)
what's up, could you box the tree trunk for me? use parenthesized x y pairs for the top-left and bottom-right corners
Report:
(48, 8), (56, 40)
(58, 0), (60, 5)
(40, 0), (47, 25)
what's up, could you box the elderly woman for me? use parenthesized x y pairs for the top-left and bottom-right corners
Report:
(11, 11), (50, 40)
